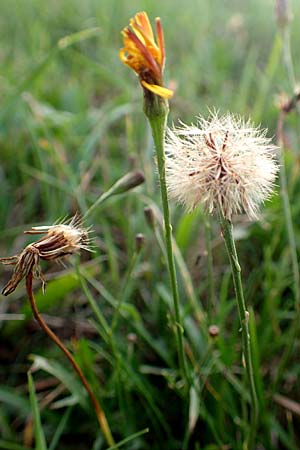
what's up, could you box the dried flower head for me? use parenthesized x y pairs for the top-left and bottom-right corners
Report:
(1, 216), (91, 296)
(165, 112), (278, 220)
(119, 11), (173, 99)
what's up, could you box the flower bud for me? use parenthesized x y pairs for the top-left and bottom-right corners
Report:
(135, 233), (146, 252)
(109, 170), (145, 196)
(208, 325), (220, 338)
(144, 206), (156, 229)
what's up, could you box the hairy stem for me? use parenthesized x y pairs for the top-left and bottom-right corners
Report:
(25, 273), (115, 447)
(146, 109), (189, 385)
(204, 217), (215, 317)
(218, 209), (258, 449)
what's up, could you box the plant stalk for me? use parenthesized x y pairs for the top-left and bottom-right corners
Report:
(273, 108), (300, 389)
(25, 273), (115, 447)
(218, 208), (258, 449)
(277, 111), (300, 308)
(204, 217), (215, 317)
(146, 105), (188, 385)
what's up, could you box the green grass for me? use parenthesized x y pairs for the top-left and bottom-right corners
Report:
(1, 0), (300, 449)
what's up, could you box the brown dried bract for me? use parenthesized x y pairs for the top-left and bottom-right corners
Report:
(1, 217), (91, 296)
(1, 245), (43, 296)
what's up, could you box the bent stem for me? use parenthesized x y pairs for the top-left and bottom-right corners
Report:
(218, 208), (258, 449)
(145, 99), (188, 385)
(25, 273), (115, 447)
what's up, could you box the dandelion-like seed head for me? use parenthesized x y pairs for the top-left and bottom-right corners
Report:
(165, 112), (278, 220)
(1, 216), (92, 296)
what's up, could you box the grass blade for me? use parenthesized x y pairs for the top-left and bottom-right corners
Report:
(27, 372), (47, 450)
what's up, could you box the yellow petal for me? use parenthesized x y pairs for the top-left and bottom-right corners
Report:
(141, 80), (173, 99)
(134, 12), (154, 42)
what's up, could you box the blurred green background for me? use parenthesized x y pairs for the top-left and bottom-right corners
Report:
(0, 0), (300, 449)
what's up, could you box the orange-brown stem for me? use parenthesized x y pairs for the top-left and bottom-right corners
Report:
(25, 273), (115, 447)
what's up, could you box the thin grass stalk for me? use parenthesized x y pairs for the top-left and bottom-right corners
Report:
(282, 27), (296, 88)
(218, 207), (258, 449)
(278, 6), (300, 302)
(278, 19), (300, 307)
(148, 113), (189, 385)
(271, 7), (300, 389)
(25, 273), (115, 447)
(111, 249), (141, 333)
(277, 111), (300, 308)
(273, 108), (300, 389)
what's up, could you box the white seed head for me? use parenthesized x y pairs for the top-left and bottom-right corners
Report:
(165, 112), (279, 220)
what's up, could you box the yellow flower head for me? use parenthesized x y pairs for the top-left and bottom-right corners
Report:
(120, 11), (173, 99)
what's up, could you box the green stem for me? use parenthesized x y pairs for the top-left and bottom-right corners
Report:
(111, 250), (140, 333)
(218, 208), (258, 449)
(278, 127), (300, 308)
(273, 111), (300, 389)
(282, 28), (296, 90)
(279, 28), (300, 300)
(278, 25), (300, 308)
(204, 217), (215, 318)
(146, 104), (188, 385)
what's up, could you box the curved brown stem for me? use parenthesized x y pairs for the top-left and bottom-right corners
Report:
(25, 273), (115, 447)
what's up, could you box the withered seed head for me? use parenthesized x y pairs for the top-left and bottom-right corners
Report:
(1, 216), (91, 296)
